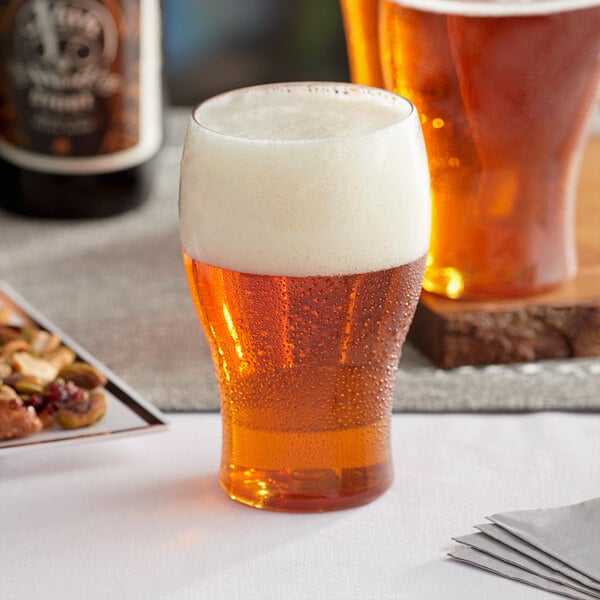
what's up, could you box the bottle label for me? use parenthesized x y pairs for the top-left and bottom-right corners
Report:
(0, 0), (161, 174)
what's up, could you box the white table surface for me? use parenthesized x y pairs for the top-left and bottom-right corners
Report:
(2, 411), (599, 600)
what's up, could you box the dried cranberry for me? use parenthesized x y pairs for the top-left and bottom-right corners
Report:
(26, 394), (47, 412)
(47, 382), (89, 411)
(25, 382), (89, 414)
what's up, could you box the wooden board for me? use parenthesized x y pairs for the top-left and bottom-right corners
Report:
(407, 136), (600, 369)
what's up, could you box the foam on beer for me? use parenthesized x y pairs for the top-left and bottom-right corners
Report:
(180, 83), (430, 277)
(392, 0), (599, 16)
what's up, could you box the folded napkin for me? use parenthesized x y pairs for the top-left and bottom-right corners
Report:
(449, 497), (600, 599)
(474, 523), (600, 592)
(450, 546), (598, 600)
(488, 498), (600, 582)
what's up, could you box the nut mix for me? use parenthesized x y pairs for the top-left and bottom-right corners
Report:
(0, 325), (108, 441)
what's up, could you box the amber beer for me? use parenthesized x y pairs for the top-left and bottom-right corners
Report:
(339, 0), (383, 88)
(179, 82), (430, 511)
(343, 0), (600, 298)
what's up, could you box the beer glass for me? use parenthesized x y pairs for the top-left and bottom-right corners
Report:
(341, 0), (600, 298)
(179, 82), (430, 511)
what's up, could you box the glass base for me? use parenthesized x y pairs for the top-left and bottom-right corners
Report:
(220, 463), (393, 512)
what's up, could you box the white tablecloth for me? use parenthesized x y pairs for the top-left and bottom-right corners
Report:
(2, 412), (599, 600)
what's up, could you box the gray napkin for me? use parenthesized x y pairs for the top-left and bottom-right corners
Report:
(475, 523), (600, 592)
(449, 546), (599, 600)
(488, 497), (600, 583)
(453, 532), (600, 598)
(450, 497), (600, 598)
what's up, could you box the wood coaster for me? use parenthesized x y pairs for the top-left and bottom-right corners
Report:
(408, 136), (600, 369)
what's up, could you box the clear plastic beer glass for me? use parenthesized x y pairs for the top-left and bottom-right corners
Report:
(179, 82), (430, 511)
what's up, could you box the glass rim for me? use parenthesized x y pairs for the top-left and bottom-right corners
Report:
(189, 81), (417, 144)
(388, 0), (600, 17)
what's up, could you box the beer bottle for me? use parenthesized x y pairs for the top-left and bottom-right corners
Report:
(0, 0), (162, 218)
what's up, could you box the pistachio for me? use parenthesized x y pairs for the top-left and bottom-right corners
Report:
(58, 362), (107, 390)
(0, 360), (12, 380)
(45, 346), (76, 371)
(2, 372), (19, 387)
(0, 339), (30, 358)
(11, 351), (58, 383)
(13, 375), (46, 396)
(19, 326), (39, 343)
(30, 330), (62, 356)
(55, 390), (108, 429)
(0, 384), (19, 403)
(0, 326), (21, 344)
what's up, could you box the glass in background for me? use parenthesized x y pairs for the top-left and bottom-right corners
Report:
(341, 0), (600, 299)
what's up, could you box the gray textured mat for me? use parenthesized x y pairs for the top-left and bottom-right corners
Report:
(1, 109), (598, 412)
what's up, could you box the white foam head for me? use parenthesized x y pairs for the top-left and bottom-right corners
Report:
(179, 82), (430, 277)
(391, 0), (599, 16)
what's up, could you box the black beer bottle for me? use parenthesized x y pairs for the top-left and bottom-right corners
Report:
(0, 0), (162, 218)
